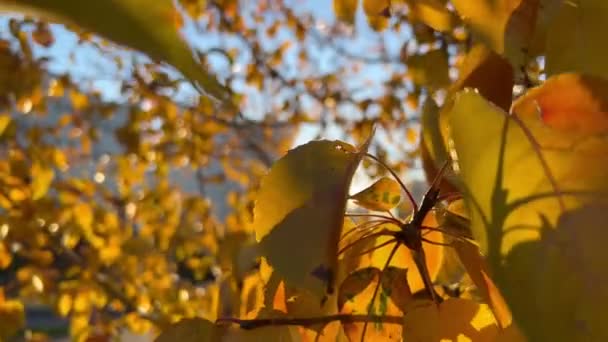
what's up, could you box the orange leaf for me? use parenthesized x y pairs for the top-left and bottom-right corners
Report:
(511, 73), (608, 134)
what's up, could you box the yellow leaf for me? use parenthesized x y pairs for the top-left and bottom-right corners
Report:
(254, 138), (370, 299)
(156, 318), (224, 342)
(421, 44), (514, 196)
(333, 0), (358, 25)
(546, 0), (608, 78)
(351, 177), (402, 211)
(402, 298), (517, 341)
(99, 243), (121, 265)
(0, 0), (230, 102)
(338, 267), (411, 341)
(0, 295), (25, 340)
(8, 188), (27, 202)
(259, 193), (352, 299)
(0, 114), (10, 136)
(363, 0), (390, 31)
(0, 242), (11, 269)
(57, 293), (72, 317)
(448, 85), (608, 340)
(73, 203), (93, 231)
(451, 0), (540, 66)
(363, 214), (444, 293)
(407, 49), (450, 90)
(406, 0), (456, 32)
(31, 162), (54, 200)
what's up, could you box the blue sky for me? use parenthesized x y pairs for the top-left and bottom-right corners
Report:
(0, 0), (423, 186)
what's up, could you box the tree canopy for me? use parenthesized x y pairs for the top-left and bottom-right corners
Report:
(0, 0), (607, 341)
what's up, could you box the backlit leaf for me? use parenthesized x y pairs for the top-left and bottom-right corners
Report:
(363, 0), (390, 31)
(334, 0), (358, 25)
(351, 177), (402, 211)
(546, 0), (608, 78)
(402, 298), (515, 341)
(406, 0), (457, 32)
(449, 44), (514, 112)
(0, 115), (10, 136)
(0, 0), (230, 102)
(448, 83), (608, 340)
(31, 161), (54, 200)
(451, 0), (541, 67)
(338, 267), (411, 341)
(407, 49), (450, 90)
(348, 212), (445, 294)
(420, 98), (459, 195)
(0, 242), (11, 269)
(0, 292), (25, 340)
(255, 139), (369, 299)
(511, 73), (608, 134)
(435, 199), (512, 328)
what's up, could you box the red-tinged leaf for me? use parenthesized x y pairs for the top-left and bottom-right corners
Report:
(511, 73), (608, 134)
(448, 86), (608, 340)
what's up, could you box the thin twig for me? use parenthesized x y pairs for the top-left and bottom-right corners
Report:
(216, 313), (403, 329)
(338, 230), (396, 255)
(344, 213), (401, 224)
(353, 238), (398, 257)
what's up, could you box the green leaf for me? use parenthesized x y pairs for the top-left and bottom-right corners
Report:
(254, 139), (369, 299)
(0, 0), (230, 102)
(351, 177), (401, 211)
(447, 81), (608, 340)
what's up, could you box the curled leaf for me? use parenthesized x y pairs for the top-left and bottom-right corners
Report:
(351, 177), (402, 211)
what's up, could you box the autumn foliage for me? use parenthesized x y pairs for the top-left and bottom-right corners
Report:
(1, 0), (608, 341)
